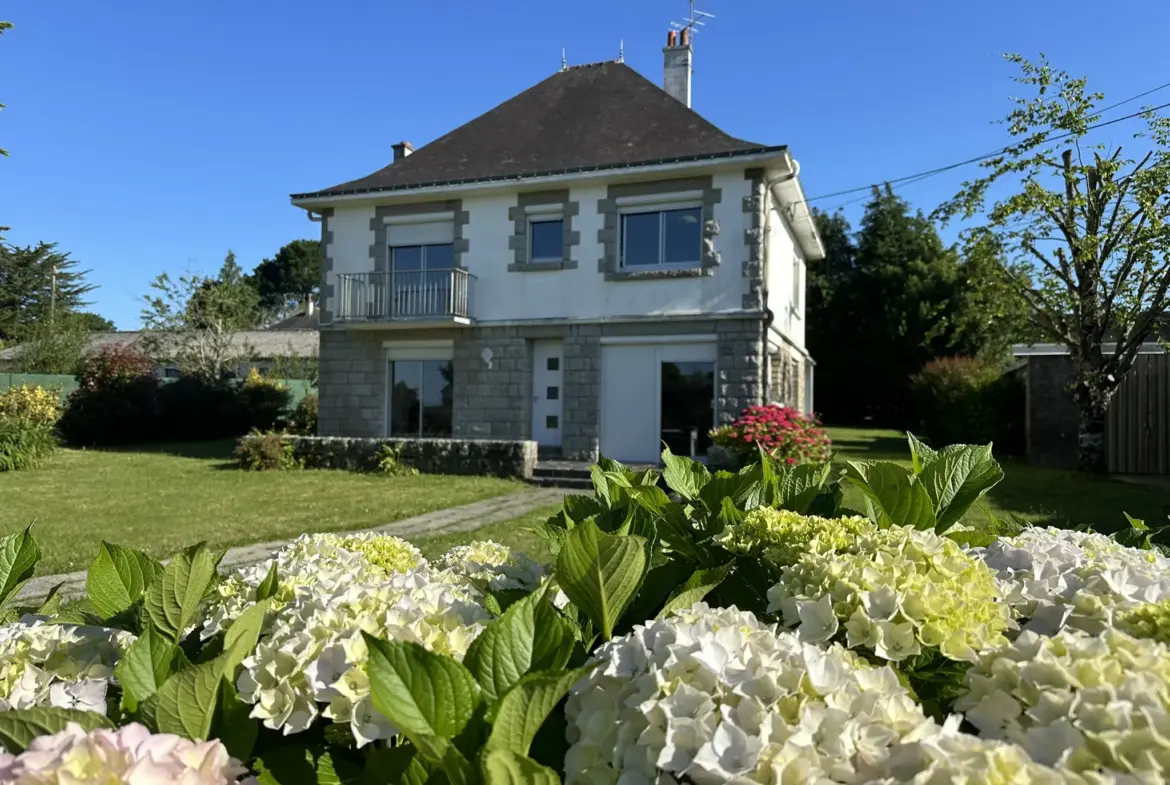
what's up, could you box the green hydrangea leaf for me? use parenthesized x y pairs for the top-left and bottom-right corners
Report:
(919, 444), (1004, 532)
(0, 708), (113, 753)
(86, 542), (161, 621)
(115, 624), (183, 709)
(143, 546), (217, 642)
(661, 445), (711, 499)
(486, 667), (589, 757)
(479, 749), (562, 785)
(554, 519), (648, 640)
(0, 525), (40, 608)
(843, 460), (937, 530)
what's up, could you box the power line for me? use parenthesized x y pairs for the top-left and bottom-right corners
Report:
(803, 85), (1170, 210)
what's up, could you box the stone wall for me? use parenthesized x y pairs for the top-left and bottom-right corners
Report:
(453, 328), (531, 440)
(318, 329), (386, 437)
(716, 319), (765, 424)
(768, 343), (806, 413)
(1025, 355), (1079, 469)
(244, 434), (538, 478)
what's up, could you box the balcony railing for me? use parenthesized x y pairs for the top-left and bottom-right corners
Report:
(334, 270), (474, 323)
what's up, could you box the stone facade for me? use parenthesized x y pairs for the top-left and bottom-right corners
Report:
(742, 169), (766, 311)
(507, 190), (581, 272)
(317, 317), (767, 458)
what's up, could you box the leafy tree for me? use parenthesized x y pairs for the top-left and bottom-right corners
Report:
(805, 210), (859, 421)
(71, 312), (115, 332)
(140, 251), (261, 380)
(935, 55), (1170, 473)
(249, 239), (321, 317)
(6, 312), (98, 374)
(950, 228), (1042, 361)
(0, 242), (95, 341)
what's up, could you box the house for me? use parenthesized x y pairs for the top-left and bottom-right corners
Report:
(290, 30), (823, 463)
(0, 328), (319, 380)
(1013, 343), (1169, 475)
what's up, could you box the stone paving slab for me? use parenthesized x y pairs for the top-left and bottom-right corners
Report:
(15, 488), (570, 605)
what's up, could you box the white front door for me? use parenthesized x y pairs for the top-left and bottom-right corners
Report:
(532, 340), (564, 447)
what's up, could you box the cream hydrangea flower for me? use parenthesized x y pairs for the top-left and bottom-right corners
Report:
(976, 527), (1170, 635)
(1116, 598), (1170, 643)
(717, 507), (873, 565)
(956, 628), (1170, 779)
(0, 618), (134, 715)
(767, 525), (1010, 662)
(435, 539), (545, 592)
(203, 532), (425, 638)
(564, 603), (936, 785)
(0, 722), (256, 784)
(861, 724), (1098, 785)
(237, 564), (489, 746)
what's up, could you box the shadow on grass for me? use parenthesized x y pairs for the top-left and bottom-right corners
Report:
(829, 434), (908, 462)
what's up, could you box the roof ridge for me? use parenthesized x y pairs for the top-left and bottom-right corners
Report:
(564, 60), (621, 71)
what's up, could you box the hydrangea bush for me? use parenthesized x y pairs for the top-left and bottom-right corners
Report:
(709, 404), (831, 465)
(0, 435), (1163, 784)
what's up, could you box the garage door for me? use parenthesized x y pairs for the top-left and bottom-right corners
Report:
(600, 340), (716, 464)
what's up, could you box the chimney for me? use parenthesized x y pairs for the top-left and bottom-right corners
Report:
(663, 29), (692, 107)
(392, 141), (414, 162)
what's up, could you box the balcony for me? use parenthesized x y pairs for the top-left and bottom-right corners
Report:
(334, 270), (474, 326)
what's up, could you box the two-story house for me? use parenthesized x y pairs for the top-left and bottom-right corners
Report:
(290, 30), (823, 464)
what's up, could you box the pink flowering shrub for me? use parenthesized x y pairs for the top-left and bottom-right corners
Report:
(0, 723), (255, 784)
(710, 404), (831, 465)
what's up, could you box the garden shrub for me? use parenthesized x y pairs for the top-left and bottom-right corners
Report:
(0, 384), (61, 427)
(709, 403), (831, 466)
(910, 355), (1024, 453)
(0, 416), (58, 471)
(234, 428), (298, 470)
(238, 367), (292, 432)
(4, 437), (1168, 784)
(288, 391), (318, 434)
(58, 345), (160, 446)
(376, 443), (419, 476)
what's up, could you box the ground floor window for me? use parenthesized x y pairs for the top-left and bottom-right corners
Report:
(388, 360), (453, 437)
(660, 361), (714, 457)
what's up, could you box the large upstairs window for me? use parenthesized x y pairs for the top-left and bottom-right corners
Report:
(620, 205), (702, 269)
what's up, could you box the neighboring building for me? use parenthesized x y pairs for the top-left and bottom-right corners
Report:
(1013, 343), (1169, 475)
(291, 30), (823, 463)
(0, 328), (319, 379)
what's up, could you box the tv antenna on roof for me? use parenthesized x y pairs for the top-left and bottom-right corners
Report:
(670, 0), (715, 44)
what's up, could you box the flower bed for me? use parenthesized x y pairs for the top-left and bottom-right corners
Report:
(1, 435), (1167, 784)
(710, 404), (831, 467)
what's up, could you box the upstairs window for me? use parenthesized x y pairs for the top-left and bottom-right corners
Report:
(620, 206), (702, 268)
(528, 218), (563, 262)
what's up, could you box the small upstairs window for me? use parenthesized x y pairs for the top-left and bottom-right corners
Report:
(528, 218), (563, 262)
(620, 205), (702, 268)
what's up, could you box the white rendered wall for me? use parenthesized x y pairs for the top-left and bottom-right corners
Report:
(321, 168), (758, 323)
(765, 201), (806, 349)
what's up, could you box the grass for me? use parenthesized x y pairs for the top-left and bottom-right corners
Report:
(827, 427), (1170, 531)
(0, 440), (522, 575)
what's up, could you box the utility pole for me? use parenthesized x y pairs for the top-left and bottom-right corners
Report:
(49, 263), (57, 325)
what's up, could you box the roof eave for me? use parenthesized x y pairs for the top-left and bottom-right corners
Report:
(290, 146), (789, 208)
(769, 151), (825, 262)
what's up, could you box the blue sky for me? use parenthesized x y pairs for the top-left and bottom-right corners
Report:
(1, 0), (1167, 328)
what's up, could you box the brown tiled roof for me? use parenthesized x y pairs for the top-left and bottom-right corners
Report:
(292, 61), (779, 199)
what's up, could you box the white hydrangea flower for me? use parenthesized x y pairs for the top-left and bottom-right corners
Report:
(956, 628), (1170, 780)
(0, 721), (256, 784)
(435, 539), (546, 593)
(976, 527), (1170, 635)
(861, 724), (1101, 785)
(203, 532), (426, 639)
(237, 564), (489, 746)
(0, 618), (135, 715)
(565, 603), (936, 785)
(766, 525), (1010, 663)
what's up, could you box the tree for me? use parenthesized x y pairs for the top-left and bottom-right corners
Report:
(0, 242), (96, 341)
(249, 239), (321, 317)
(935, 55), (1170, 473)
(7, 312), (96, 374)
(950, 229), (1042, 361)
(71, 312), (115, 332)
(140, 251), (262, 380)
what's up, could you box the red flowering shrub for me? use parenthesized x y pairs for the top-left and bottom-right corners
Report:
(75, 344), (155, 391)
(710, 404), (831, 465)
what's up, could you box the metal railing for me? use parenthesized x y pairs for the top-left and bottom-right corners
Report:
(334, 270), (474, 322)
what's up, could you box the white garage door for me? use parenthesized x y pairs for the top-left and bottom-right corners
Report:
(599, 340), (716, 464)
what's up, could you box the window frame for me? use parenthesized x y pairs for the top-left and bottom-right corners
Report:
(386, 358), (454, 438)
(618, 199), (704, 270)
(791, 254), (803, 315)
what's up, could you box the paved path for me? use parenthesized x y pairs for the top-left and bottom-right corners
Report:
(16, 488), (570, 604)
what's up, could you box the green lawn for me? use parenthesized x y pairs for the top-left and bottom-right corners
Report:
(826, 427), (1170, 531)
(0, 441), (521, 575)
